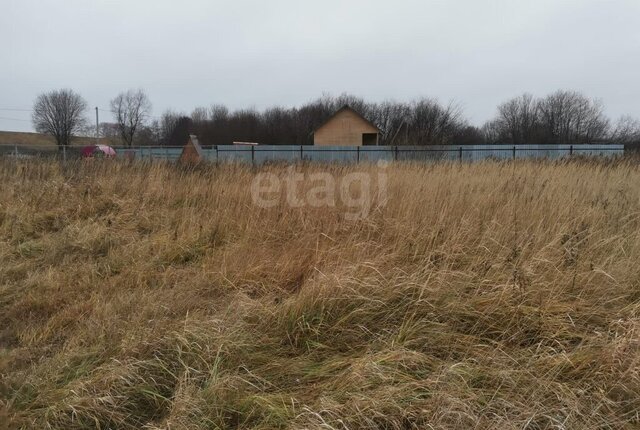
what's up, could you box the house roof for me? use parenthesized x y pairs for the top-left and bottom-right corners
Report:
(312, 105), (382, 135)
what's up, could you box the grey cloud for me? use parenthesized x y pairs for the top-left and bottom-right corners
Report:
(1, 0), (639, 132)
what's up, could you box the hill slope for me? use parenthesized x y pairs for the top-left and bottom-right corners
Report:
(0, 159), (639, 429)
(0, 130), (118, 148)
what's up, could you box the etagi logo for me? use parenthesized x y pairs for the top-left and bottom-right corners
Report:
(250, 161), (389, 220)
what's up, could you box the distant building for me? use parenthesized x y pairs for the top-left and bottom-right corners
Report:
(313, 106), (381, 146)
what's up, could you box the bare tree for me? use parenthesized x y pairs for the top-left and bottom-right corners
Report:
(610, 115), (640, 145)
(537, 90), (609, 144)
(32, 89), (87, 149)
(481, 119), (503, 144)
(209, 104), (229, 122)
(99, 122), (120, 139)
(167, 116), (193, 146)
(262, 106), (292, 144)
(496, 93), (540, 144)
(370, 101), (411, 145)
(158, 110), (181, 145)
(190, 107), (208, 124)
(110, 89), (152, 147)
(410, 98), (466, 145)
(484, 90), (611, 145)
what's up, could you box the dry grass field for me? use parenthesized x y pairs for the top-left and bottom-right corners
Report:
(0, 158), (639, 429)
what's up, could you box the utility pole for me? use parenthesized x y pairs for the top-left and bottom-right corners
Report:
(389, 119), (408, 146)
(95, 107), (99, 146)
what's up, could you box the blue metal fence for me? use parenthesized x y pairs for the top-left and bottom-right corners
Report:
(205, 144), (624, 163)
(0, 144), (625, 163)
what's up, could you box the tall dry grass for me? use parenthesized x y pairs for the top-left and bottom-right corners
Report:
(0, 158), (638, 429)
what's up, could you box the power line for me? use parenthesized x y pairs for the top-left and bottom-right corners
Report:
(0, 107), (162, 121)
(98, 108), (162, 120)
(0, 116), (31, 122)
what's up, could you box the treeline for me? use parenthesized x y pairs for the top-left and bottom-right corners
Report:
(123, 91), (639, 146)
(33, 88), (640, 148)
(103, 94), (481, 147)
(483, 91), (640, 145)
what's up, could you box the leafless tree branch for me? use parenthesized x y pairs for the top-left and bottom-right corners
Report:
(110, 89), (152, 147)
(32, 89), (87, 149)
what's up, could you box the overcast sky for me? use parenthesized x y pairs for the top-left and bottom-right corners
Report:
(1, 0), (639, 132)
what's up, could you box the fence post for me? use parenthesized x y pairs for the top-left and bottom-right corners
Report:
(251, 145), (255, 165)
(394, 145), (398, 161)
(512, 145), (516, 160)
(14, 144), (17, 158)
(300, 145), (303, 161)
(459, 146), (463, 161)
(569, 145), (573, 156)
(63, 144), (66, 162)
(357, 146), (360, 163)
(216, 145), (219, 163)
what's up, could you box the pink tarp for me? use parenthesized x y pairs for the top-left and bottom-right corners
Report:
(82, 145), (116, 158)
